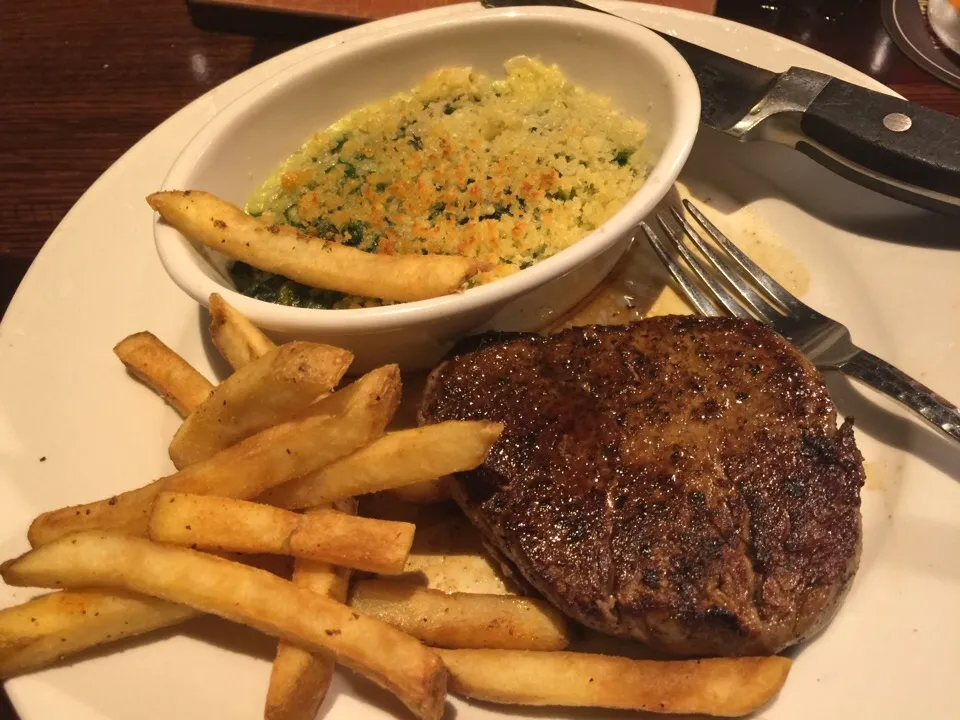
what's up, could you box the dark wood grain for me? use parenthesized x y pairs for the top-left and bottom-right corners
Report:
(191, 0), (715, 20)
(0, 1), (957, 716)
(717, 0), (960, 107)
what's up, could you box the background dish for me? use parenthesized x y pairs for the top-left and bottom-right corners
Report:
(1, 2), (958, 719)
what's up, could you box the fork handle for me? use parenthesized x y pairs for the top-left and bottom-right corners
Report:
(843, 350), (960, 443)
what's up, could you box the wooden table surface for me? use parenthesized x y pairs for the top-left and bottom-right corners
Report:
(0, 0), (957, 717)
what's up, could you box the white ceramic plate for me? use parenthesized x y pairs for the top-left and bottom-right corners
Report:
(1, 3), (958, 719)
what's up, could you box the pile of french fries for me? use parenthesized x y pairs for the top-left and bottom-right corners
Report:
(0, 294), (792, 719)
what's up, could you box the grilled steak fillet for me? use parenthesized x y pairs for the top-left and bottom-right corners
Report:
(420, 317), (864, 657)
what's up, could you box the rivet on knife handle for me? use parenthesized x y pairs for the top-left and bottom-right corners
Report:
(796, 79), (960, 212)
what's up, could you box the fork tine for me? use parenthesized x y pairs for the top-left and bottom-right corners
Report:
(655, 215), (752, 319)
(683, 200), (810, 315)
(639, 222), (720, 317)
(667, 207), (783, 325)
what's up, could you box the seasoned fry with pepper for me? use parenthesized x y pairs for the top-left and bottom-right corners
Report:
(148, 191), (485, 303)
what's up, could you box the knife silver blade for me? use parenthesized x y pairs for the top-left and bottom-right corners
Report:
(483, 0), (960, 215)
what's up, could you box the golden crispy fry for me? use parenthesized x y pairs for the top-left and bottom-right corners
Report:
(261, 421), (502, 510)
(169, 341), (353, 468)
(359, 497), (512, 595)
(265, 499), (357, 720)
(387, 478), (452, 504)
(149, 493), (414, 575)
(208, 292), (276, 371)
(296, 362), (400, 421)
(27, 365), (400, 546)
(437, 649), (792, 717)
(349, 580), (569, 650)
(286, 508), (413, 576)
(0, 590), (197, 679)
(148, 191), (485, 303)
(114, 331), (213, 416)
(1, 532), (447, 720)
(28, 410), (368, 546)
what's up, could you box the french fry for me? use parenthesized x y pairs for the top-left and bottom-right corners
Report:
(437, 649), (792, 717)
(0, 590), (198, 679)
(387, 478), (452, 504)
(261, 421), (502, 510)
(114, 331), (213, 416)
(349, 580), (569, 650)
(265, 499), (356, 720)
(169, 341), (353, 469)
(285, 508), (413, 576)
(149, 493), (414, 575)
(208, 292), (276, 371)
(1, 533), (447, 720)
(289, 361), (400, 422)
(27, 365), (401, 546)
(148, 191), (485, 303)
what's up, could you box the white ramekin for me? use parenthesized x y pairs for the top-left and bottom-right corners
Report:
(155, 4), (700, 371)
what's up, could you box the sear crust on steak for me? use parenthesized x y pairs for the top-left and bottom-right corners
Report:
(420, 316), (864, 657)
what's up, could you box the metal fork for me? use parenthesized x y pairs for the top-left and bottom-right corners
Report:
(640, 200), (960, 444)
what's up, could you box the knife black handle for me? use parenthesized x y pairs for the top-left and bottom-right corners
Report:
(799, 78), (960, 198)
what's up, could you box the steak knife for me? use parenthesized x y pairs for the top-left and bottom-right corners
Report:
(483, 0), (960, 215)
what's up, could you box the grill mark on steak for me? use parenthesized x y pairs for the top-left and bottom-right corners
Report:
(420, 317), (864, 657)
